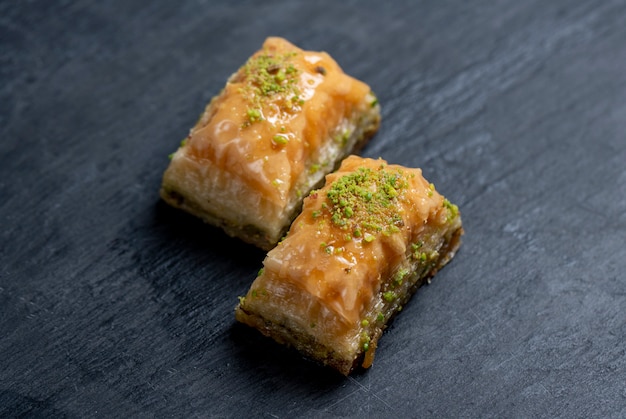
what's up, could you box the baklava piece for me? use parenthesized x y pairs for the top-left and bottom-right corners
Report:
(236, 156), (463, 375)
(160, 37), (380, 250)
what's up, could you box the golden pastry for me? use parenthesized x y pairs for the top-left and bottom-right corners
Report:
(236, 156), (463, 374)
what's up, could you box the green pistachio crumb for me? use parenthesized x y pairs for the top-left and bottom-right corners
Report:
(428, 183), (435, 197)
(361, 332), (371, 341)
(272, 135), (289, 146)
(275, 69), (286, 82)
(412, 244), (429, 262)
(238, 50), (302, 126)
(341, 129), (350, 144)
(168, 153), (174, 160)
(377, 312), (384, 322)
(443, 198), (459, 220)
(331, 212), (344, 226)
(361, 319), (369, 327)
(321, 166), (409, 242)
(333, 129), (351, 146)
(394, 269), (409, 285)
(363, 342), (370, 352)
(257, 268), (264, 277)
(247, 108), (262, 123)
(387, 225), (400, 234)
(370, 94), (379, 107)
(383, 291), (396, 302)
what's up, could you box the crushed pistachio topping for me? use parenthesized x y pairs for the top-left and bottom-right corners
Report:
(250, 288), (268, 298)
(411, 242), (426, 261)
(315, 165), (409, 248)
(412, 251), (428, 263)
(394, 268), (409, 285)
(443, 198), (459, 221)
(272, 134), (289, 146)
(167, 136), (190, 160)
(334, 128), (351, 146)
(361, 331), (371, 352)
(246, 108), (262, 123)
(428, 183), (435, 197)
(383, 291), (396, 302)
(370, 94), (379, 108)
(238, 50), (302, 127)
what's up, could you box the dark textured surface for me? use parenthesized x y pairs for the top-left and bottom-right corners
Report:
(1, 1), (625, 417)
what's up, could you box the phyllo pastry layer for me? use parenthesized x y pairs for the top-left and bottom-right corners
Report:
(236, 156), (463, 375)
(160, 37), (380, 250)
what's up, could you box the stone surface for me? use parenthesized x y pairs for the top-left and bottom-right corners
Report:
(1, 1), (625, 417)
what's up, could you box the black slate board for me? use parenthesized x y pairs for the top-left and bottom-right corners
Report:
(1, 1), (625, 417)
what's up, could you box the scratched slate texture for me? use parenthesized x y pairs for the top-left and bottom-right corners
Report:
(1, 0), (625, 417)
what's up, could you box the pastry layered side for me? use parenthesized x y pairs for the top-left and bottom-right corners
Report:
(160, 37), (380, 250)
(236, 156), (463, 375)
